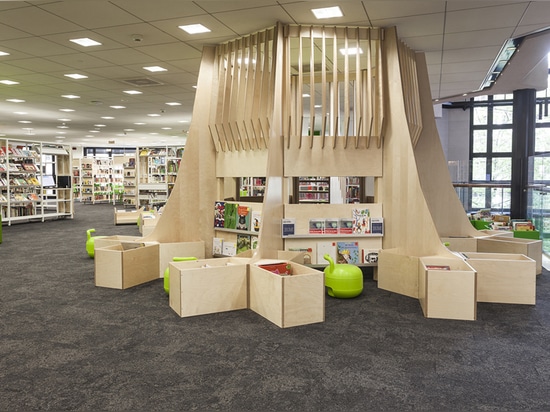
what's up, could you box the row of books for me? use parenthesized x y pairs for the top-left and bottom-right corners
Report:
(0, 162), (38, 172)
(0, 147), (39, 158)
(0, 192), (40, 202)
(213, 234), (259, 256)
(214, 201), (261, 233)
(289, 241), (379, 265)
(0, 176), (41, 186)
(282, 215), (384, 236)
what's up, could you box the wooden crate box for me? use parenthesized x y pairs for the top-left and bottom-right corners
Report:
(113, 207), (143, 225)
(95, 242), (159, 289)
(169, 257), (249, 318)
(462, 252), (536, 305)
(94, 235), (142, 251)
(477, 236), (542, 275)
(441, 236), (479, 253)
(249, 261), (324, 328)
(418, 256), (477, 321)
(158, 241), (205, 278)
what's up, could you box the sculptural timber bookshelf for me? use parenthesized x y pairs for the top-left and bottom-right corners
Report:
(95, 23), (540, 323)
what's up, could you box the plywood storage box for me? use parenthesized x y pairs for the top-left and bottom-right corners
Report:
(94, 235), (143, 251)
(113, 207), (143, 225)
(462, 252), (536, 305)
(418, 256), (477, 321)
(249, 260), (325, 328)
(441, 236), (479, 253)
(158, 241), (205, 278)
(95, 242), (159, 289)
(477, 236), (542, 275)
(169, 257), (250, 318)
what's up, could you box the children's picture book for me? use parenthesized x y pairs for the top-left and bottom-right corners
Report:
(251, 210), (261, 232)
(336, 241), (360, 264)
(352, 208), (370, 234)
(281, 218), (296, 237)
(237, 234), (251, 254)
(362, 249), (379, 264)
(316, 241), (337, 265)
(223, 202), (238, 229)
(236, 205), (250, 231)
(251, 236), (259, 249)
(324, 218), (339, 234)
(339, 218), (354, 234)
(212, 237), (224, 255)
(370, 217), (384, 235)
(222, 241), (236, 256)
(258, 262), (292, 276)
(309, 218), (325, 234)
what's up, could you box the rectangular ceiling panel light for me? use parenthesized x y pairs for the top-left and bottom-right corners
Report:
(312, 6), (343, 19)
(179, 24), (211, 34)
(70, 37), (102, 47)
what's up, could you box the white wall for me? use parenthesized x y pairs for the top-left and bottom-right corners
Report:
(436, 106), (471, 182)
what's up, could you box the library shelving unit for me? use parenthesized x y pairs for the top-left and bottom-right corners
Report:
(97, 23), (541, 325)
(238, 176), (266, 201)
(121, 155), (136, 207)
(80, 158), (93, 203)
(72, 158), (81, 202)
(294, 176), (330, 203)
(0, 138), (73, 225)
(91, 157), (113, 204)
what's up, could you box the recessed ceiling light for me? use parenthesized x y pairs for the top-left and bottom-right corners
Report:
(161, 127), (172, 130)
(178, 24), (211, 34)
(123, 129), (135, 132)
(143, 66), (167, 72)
(123, 90), (142, 95)
(57, 125), (69, 129)
(110, 105), (126, 109)
(178, 120), (189, 123)
(237, 58), (256, 65)
(165, 102), (181, 106)
(0, 51), (10, 56)
(89, 130), (100, 133)
(70, 37), (102, 47)
(134, 122), (146, 125)
(62, 94), (80, 99)
(147, 113), (160, 117)
(0, 80), (19, 85)
(101, 116), (114, 120)
(14, 111), (27, 115)
(64, 73), (88, 79)
(57, 118), (71, 122)
(59, 108), (75, 112)
(302, 93), (310, 98)
(18, 120), (32, 124)
(6, 99), (25, 103)
(94, 124), (106, 127)
(149, 132), (159, 135)
(311, 6), (343, 19)
(339, 47), (363, 55)
(56, 131), (66, 134)
(55, 136), (66, 139)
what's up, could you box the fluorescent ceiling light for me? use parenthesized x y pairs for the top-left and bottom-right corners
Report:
(14, 111), (27, 115)
(0, 80), (19, 85)
(101, 116), (114, 120)
(70, 37), (102, 47)
(165, 102), (181, 106)
(57, 125), (69, 129)
(179, 24), (211, 34)
(94, 124), (106, 127)
(59, 108), (75, 112)
(143, 66), (167, 72)
(339, 47), (363, 55)
(161, 127), (172, 130)
(311, 6), (343, 19)
(6, 99), (25, 103)
(58, 118), (71, 122)
(110, 105), (126, 109)
(0, 51), (10, 56)
(64, 73), (88, 80)
(147, 113), (161, 117)
(123, 90), (142, 95)
(134, 122), (146, 125)
(18, 120), (32, 124)
(62, 94), (80, 99)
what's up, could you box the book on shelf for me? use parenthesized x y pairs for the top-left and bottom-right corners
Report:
(352, 208), (370, 234)
(212, 237), (224, 255)
(316, 241), (337, 265)
(257, 261), (292, 276)
(223, 202), (238, 230)
(251, 210), (261, 233)
(222, 241), (237, 256)
(370, 217), (384, 235)
(339, 218), (354, 234)
(236, 205), (251, 231)
(361, 249), (379, 264)
(309, 218), (325, 234)
(251, 236), (259, 250)
(237, 234), (251, 254)
(281, 218), (296, 237)
(214, 201), (225, 228)
(512, 220), (534, 231)
(336, 241), (360, 264)
(324, 218), (339, 234)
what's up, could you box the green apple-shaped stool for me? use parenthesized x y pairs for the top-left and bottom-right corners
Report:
(164, 257), (198, 295)
(323, 254), (363, 298)
(86, 228), (106, 259)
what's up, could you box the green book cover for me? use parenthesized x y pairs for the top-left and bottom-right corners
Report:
(224, 202), (238, 229)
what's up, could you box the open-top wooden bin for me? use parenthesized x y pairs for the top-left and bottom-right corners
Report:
(461, 252), (536, 305)
(418, 256), (477, 321)
(95, 242), (159, 289)
(249, 260), (325, 328)
(94, 235), (143, 251)
(158, 241), (205, 278)
(114, 207), (144, 225)
(477, 236), (542, 275)
(169, 257), (250, 318)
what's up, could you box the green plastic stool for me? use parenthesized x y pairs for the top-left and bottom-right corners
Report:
(164, 257), (197, 295)
(323, 254), (363, 298)
(86, 228), (106, 258)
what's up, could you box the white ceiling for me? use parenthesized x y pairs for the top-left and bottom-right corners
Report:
(1, 0), (550, 147)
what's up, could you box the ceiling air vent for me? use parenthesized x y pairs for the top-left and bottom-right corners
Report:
(122, 77), (163, 87)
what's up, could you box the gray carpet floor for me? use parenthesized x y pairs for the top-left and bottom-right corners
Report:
(1, 202), (550, 411)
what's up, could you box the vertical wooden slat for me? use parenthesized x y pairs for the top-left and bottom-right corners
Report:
(321, 27), (327, 149)
(366, 29), (373, 148)
(332, 26), (339, 149)
(208, 124), (220, 153)
(343, 27), (350, 149)
(309, 26), (315, 149)
(297, 26), (304, 148)
(355, 27), (362, 148)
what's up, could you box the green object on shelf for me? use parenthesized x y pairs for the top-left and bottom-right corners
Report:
(513, 230), (540, 240)
(164, 257), (197, 295)
(470, 220), (492, 230)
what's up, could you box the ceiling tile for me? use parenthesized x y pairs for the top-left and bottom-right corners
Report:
(0, 5), (82, 35)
